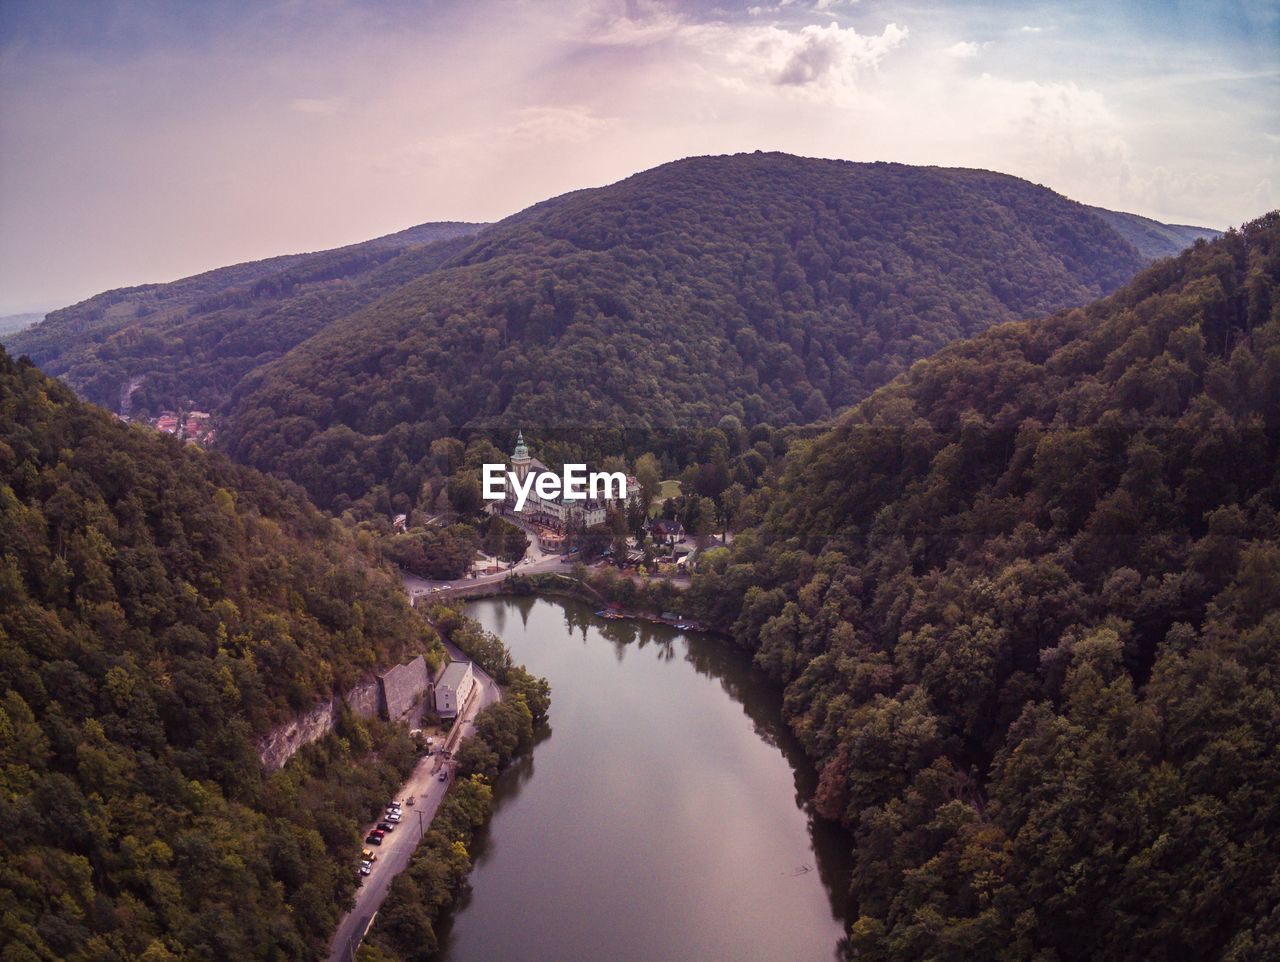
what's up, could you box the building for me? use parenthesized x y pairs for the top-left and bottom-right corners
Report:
(181, 411), (213, 443)
(495, 430), (636, 534)
(651, 517), (686, 546)
(434, 660), (476, 719)
(377, 655), (431, 721)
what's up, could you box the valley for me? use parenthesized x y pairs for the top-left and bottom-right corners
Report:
(1, 155), (1274, 962)
(7, 155), (1217, 518)
(4, 0), (1276, 957)
(439, 596), (852, 962)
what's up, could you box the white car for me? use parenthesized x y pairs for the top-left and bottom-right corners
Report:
(385, 811), (402, 823)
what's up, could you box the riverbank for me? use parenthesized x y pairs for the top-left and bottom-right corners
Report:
(325, 587), (555, 961)
(325, 636), (500, 962)
(500, 571), (722, 633)
(429, 596), (852, 961)
(354, 642), (550, 961)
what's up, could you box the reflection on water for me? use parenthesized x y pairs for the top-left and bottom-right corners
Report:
(434, 596), (853, 962)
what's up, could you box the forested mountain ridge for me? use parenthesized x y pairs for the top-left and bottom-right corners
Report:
(5, 221), (484, 416)
(221, 152), (1209, 512)
(0, 312), (44, 338)
(0, 347), (444, 959)
(1085, 205), (1220, 261)
(686, 212), (1280, 960)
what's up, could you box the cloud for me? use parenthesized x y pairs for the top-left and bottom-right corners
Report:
(508, 105), (611, 146)
(769, 22), (908, 86)
(0, 0), (1272, 312)
(576, 9), (909, 99)
(944, 41), (983, 59)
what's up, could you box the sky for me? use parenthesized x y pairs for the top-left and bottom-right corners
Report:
(0, 0), (1277, 315)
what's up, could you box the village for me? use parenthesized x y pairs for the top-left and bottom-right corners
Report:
(117, 406), (217, 446)
(483, 430), (711, 570)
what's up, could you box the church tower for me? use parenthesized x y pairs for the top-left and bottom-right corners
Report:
(511, 430), (532, 484)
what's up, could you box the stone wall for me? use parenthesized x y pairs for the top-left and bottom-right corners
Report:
(257, 676), (392, 772)
(257, 697), (339, 773)
(347, 678), (380, 719)
(256, 654), (437, 771)
(378, 655), (431, 721)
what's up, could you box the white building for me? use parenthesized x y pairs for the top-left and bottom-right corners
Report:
(434, 660), (476, 719)
(496, 430), (635, 533)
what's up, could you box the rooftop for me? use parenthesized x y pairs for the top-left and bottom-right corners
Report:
(438, 660), (472, 688)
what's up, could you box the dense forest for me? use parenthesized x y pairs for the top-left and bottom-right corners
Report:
(5, 222), (483, 416)
(1, 146), (1259, 960)
(0, 347), (445, 960)
(7, 155), (1216, 518)
(3, 152), (1211, 515)
(220, 154), (1215, 512)
(686, 214), (1280, 959)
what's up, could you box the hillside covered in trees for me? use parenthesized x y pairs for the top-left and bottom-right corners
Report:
(686, 214), (1280, 960)
(5, 222), (483, 416)
(10, 153), (1212, 514)
(0, 347), (444, 960)
(220, 153), (1217, 512)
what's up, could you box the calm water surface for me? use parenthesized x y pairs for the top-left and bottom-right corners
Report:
(437, 596), (852, 962)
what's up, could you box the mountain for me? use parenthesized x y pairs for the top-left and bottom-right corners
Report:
(685, 213), (1280, 960)
(219, 152), (1216, 511)
(0, 347), (443, 960)
(0, 312), (44, 337)
(6, 221), (483, 415)
(10, 154), (1216, 514)
(1086, 205), (1221, 261)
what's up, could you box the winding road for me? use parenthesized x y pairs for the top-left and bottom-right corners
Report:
(325, 637), (500, 962)
(401, 550), (568, 601)
(328, 536), (695, 960)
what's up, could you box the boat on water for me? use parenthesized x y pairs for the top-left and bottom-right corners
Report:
(594, 609), (701, 632)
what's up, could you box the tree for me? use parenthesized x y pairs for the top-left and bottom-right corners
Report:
(429, 437), (465, 475)
(634, 453), (663, 510)
(447, 471), (484, 516)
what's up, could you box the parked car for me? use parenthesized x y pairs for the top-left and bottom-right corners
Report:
(377, 821), (395, 833)
(359, 861), (372, 876)
(438, 771), (448, 782)
(365, 834), (383, 845)
(406, 795), (416, 806)
(385, 811), (402, 823)
(362, 849), (377, 862)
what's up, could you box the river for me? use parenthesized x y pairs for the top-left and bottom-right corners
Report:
(433, 596), (853, 961)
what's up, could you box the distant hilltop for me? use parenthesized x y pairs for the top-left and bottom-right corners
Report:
(0, 310), (45, 338)
(8, 152), (1228, 516)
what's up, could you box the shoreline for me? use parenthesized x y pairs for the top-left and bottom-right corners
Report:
(325, 634), (501, 962)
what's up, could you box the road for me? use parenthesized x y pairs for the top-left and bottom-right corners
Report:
(326, 640), (500, 962)
(402, 551), (569, 600)
(329, 541), (697, 959)
(402, 548), (694, 603)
